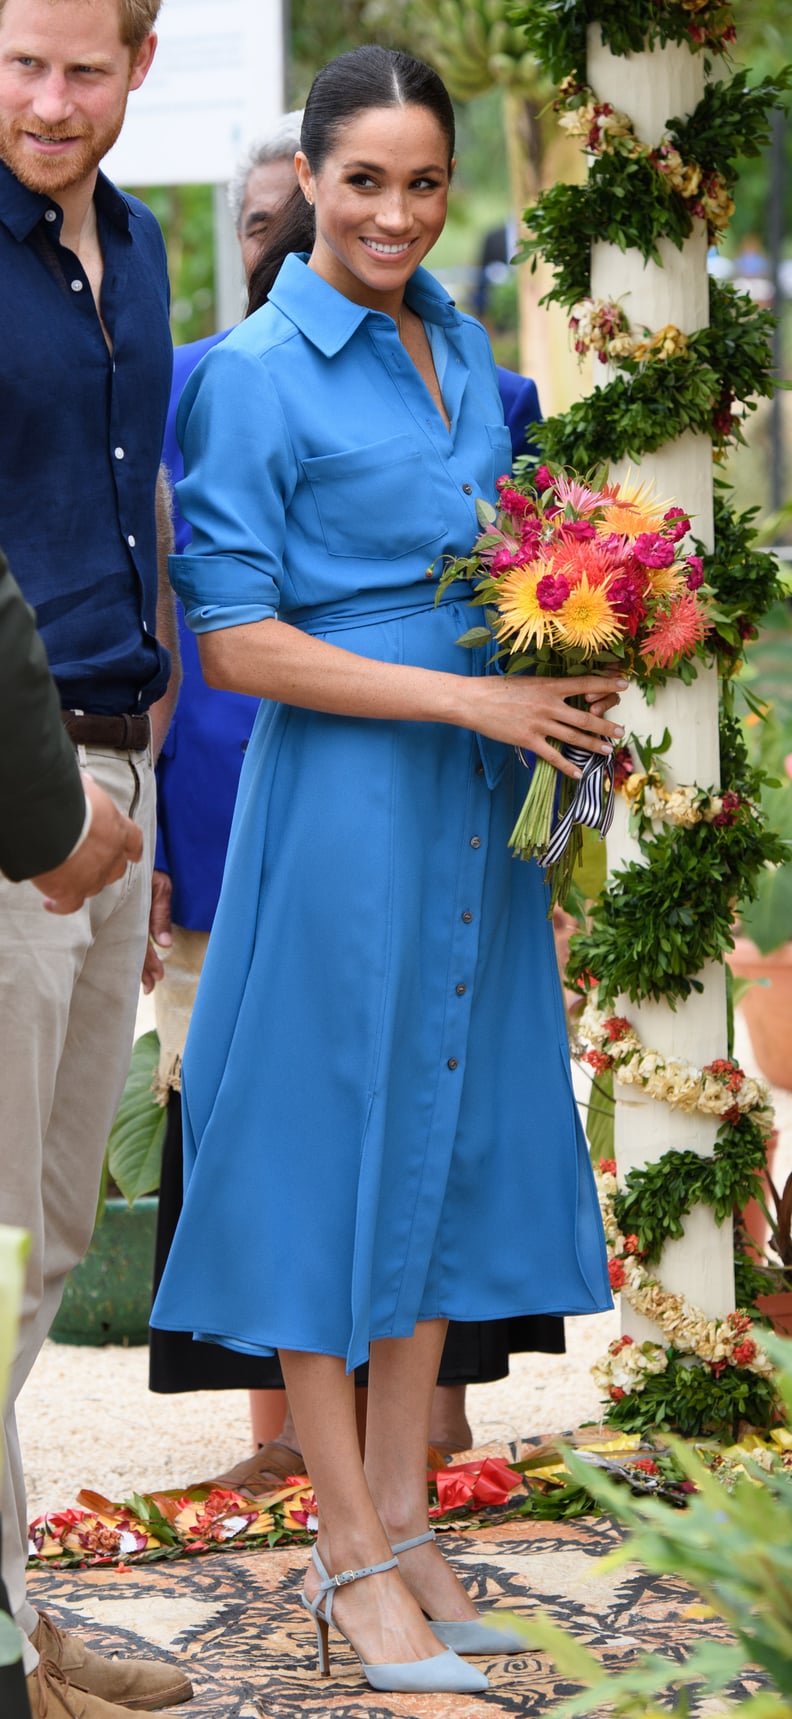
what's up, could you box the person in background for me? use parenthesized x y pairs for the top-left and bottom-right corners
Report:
(0, 2), (186, 1713)
(148, 115), (563, 1498)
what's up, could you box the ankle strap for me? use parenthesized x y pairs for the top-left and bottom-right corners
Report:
(391, 1530), (436, 1554)
(310, 1545), (398, 1627)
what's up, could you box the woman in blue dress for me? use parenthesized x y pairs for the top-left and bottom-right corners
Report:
(152, 45), (624, 1696)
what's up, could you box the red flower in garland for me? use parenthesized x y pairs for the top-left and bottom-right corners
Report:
(609, 1385), (626, 1402)
(599, 1158), (617, 1176)
(608, 1259), (628, 1290)
(733, 1340), (757, 1368)
(584, 1048), (613, 1074)
(603, 1016), (632, 1042)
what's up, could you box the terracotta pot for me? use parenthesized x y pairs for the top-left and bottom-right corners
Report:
(755, 1289), (792, 1336)
(728, 936), (792, 1091)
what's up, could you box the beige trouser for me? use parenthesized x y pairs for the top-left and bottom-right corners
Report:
(0, 744), (155, 1673)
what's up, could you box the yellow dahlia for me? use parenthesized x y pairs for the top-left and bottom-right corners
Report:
(495, 560), (556, 651)
(556, 576), (623, 653)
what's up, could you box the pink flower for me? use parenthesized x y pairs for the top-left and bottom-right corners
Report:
(498, 484), (535, 518)
(685, 555), (705, 590)
(609, 570), (647, 633)
(640, 590), (709, 670)
(632, 532), (676, 570)
(558, 518), (597, 541)
(536, 573), (571, 612)
(490, 544), (520, 576)
(663, 507), (690, 542)
(785, 754), (792, 782)
(535, 465), (555, 494)
(711, 791), (741, 829)
(613, 747), (634, 788)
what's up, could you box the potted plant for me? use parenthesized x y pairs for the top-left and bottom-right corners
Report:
(730, 702), (792, 1090)
(50, 1032), (166, 1346)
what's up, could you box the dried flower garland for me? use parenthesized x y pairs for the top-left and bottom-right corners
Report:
(570, 297), (690, 366)
(594, 1159), (776, 1386)
(577, 1000), (774, 1132)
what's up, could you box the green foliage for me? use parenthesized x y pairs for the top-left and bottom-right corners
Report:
(702, 491), (786, 672)
(602, 1348), (780, 1437)
(106, 1031), (167, 1207)
(738, 701), (792, 954)
(669, 68), (792, 190)
(614, 1121), (769, 1266)
(510, 0), (736, 84)
(536, 281), (777, 469)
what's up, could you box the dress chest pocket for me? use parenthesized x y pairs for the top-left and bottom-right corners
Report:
(302, 434), (449, 561)
(485, 423), (515, 489)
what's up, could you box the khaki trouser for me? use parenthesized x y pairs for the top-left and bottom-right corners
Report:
(0, 745), (155, 1673)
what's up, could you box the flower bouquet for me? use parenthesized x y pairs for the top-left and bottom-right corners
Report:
(440, 465), (709, 904)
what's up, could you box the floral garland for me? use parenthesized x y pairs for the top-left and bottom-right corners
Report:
(508, 8), (791, 1434)
(569, 297), (689, 366)
(577, 999), (774, 1133)
(512, 0), (737, 84)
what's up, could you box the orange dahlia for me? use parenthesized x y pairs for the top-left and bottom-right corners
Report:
(640, 590), (709, 669)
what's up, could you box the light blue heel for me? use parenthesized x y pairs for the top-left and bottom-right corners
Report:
(393, 1530), (528, 1656)
(300, 1544), (488, 1692)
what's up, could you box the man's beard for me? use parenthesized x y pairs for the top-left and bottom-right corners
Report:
(0, 100), (128, 194)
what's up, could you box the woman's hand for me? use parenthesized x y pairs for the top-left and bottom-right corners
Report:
(466, 672), (628, 779)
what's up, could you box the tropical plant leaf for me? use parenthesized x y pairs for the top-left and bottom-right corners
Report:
(106, 1030), (167, 1205)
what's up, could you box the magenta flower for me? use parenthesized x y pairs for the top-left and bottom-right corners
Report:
(498, 485), (535, 519)
(663, 507), (690, 543)
(490, 543), (520, 576)
(685, 555), (704, 590)
(633, 532), (676, 569)
(536, 573), (571, 612)
(558, 518), (597, 542)
(534, 465), (555, 494)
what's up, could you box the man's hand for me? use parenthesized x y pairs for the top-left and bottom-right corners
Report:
(142, 867), (173, 993)
(32, 774), (142, 914)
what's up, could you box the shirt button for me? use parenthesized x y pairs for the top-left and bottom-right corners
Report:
(462, 483), (473, 495)
(114, 446), (125, 460)
(470, 836), (481, 848)
(475, 762), (485, 777)
(127, 533), (136, 548)
(447, 1058), (459, 1071)
(44, 208), (57, 222)
(71, 279), (84, 292)
(461, 910), (473, 924)
(455, 983), (466, 996)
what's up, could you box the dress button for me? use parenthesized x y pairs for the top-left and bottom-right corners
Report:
(469, 836), (481, 849)
(475, 762), (485, 776)
(462, 483), (473, 495)
(455, 983), (466, 996)
(70, 279), (83, 292)
(461, 910), (473, 924)
(447, 1058), (459, 1071)
(44, 208), (57, 222)
(127, 533), (136, 548)
(114, 446), (125, 460)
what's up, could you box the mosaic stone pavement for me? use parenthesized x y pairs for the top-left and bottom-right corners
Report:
(28, 1513), (765, 1719)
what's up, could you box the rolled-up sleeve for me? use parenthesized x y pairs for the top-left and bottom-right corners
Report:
(169, 342), (298, 633)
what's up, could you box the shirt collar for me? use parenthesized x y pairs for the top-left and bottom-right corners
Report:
(268, 251), (459, 356)
(0, 158), (132, 240)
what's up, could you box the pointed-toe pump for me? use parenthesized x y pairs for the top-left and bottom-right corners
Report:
(300, 1544), (489, 1692)
(393, 1530), (528, 1656)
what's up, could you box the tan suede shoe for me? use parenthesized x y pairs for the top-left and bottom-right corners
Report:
(31, 1614), (192, 1712)
(198, 1438), (306, 1496)
(26, 1658), (150, 1719)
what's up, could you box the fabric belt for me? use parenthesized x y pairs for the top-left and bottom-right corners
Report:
(61, 710), (151, 751)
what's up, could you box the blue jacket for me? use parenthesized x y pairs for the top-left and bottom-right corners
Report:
(157, 318), (540, 930)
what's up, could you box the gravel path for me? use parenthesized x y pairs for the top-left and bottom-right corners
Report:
(17, 1008), (791, 1521)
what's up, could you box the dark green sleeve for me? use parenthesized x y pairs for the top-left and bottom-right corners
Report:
(0, 548), (86, 880)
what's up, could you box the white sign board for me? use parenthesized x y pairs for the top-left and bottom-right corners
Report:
(104, 0), (285, 187)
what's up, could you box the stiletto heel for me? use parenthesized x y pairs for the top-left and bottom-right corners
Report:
(299, 1544), (488, 1692)
(392, 1530), (528, 1656)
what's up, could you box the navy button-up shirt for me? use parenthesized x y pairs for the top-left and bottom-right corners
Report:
(0, 160), (172, 713)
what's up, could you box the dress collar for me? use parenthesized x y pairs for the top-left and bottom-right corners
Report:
(267, 251), (459, 356)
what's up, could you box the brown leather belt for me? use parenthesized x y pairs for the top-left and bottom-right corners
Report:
(61, 710), (151, 751)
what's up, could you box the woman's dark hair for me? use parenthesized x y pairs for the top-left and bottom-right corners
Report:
(246, 45), (455, 315)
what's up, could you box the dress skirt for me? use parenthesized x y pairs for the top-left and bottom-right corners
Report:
(150, 585), (612, 1369)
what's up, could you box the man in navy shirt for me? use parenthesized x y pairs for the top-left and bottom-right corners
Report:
(0, 4), (186, 1715)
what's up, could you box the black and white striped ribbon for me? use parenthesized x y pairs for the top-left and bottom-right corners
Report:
(540, 744), (616, 867)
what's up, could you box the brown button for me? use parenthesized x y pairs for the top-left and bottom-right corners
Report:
(455, 984), (466, 996)
(469, 836), (481, 848)
(461, 911), (473, 924)
(462, 483), (473, 495)
(447, 1058), (459, 1070)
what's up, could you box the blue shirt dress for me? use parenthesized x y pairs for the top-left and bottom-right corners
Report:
(151, 254), (611, 1369)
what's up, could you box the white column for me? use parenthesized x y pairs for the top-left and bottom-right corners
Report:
(587, 28), (734, 1335)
